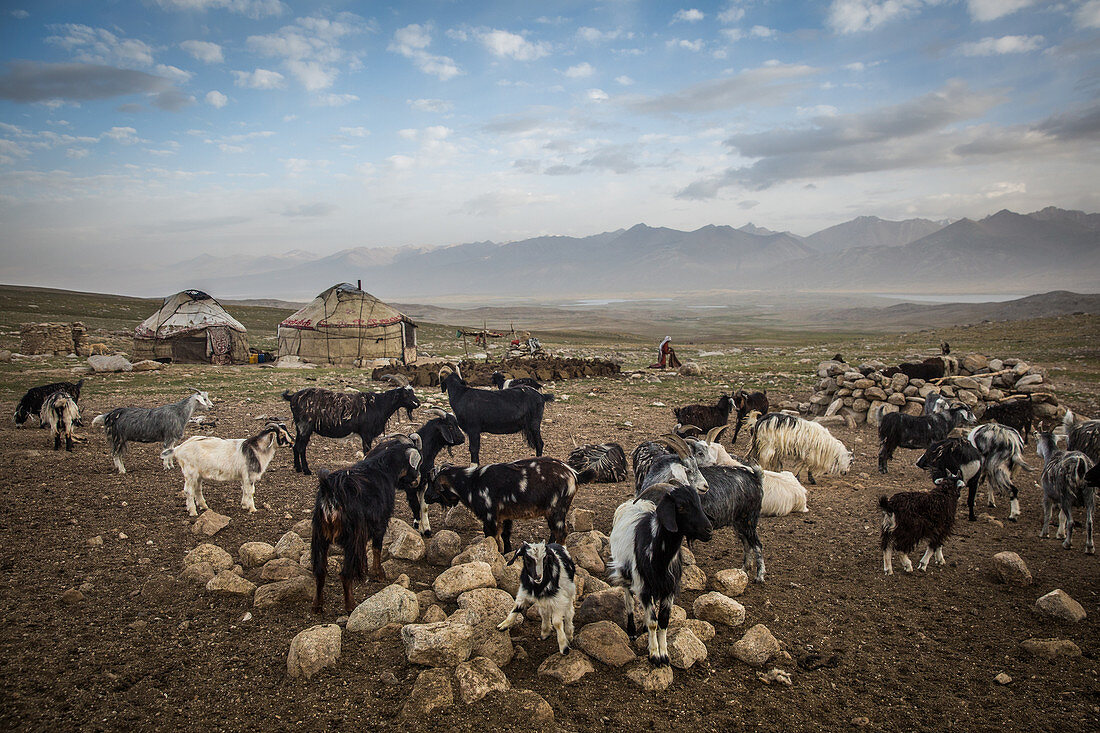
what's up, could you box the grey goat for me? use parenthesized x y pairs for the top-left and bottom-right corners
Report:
(92, 390), (214, 474)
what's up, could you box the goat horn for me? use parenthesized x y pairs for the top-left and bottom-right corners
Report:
(675, 424), (703, 437)
(380, 373), (409, 387)
(422, 407), (447, 418)
(706, 425), (729, 444)
(656, 433), (691, 459)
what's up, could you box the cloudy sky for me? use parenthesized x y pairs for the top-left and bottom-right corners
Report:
(1, 0), (1098, 288)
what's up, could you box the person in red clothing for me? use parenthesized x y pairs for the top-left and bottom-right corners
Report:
(650, 336), (680, 369)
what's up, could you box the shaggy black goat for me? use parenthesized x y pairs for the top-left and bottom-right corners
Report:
(310, 442), (422, 613)
(92, 390), (213, 474)
(672, 394), (734, 433)
(1064, 410), (1100, 464)
(878, 404), (975, 474)
(15, 378), (84, 427)
(283, 385), (420, 475)
(916, 438), (982, 521)
(431, 457), (592, 552)
(883, 356), (956, 382)
(699, 464), (766, 582)
(438, 363), (553, 464)
(609, 482), (713, 666)
(1036, 431), (1095, 554)
(567, 443), (627, 483)
(980, 398), (1034, 444)
(41, 391), (80, 451)
(491, 371), (543, 390)
(632, 434), (709, 494)
(968, 423), (1032, 522)
(731, 389), (769, 444)
(497, 541), (577, 655)
(879, 471), (966, 574)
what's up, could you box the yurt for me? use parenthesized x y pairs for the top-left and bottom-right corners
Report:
(133, 289), (250, 364)
(277, 283), (417, 366)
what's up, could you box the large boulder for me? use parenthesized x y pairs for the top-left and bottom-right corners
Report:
(184, 543), (233, 571)
(990, 552), (1032, 586)
(451, 538), (505, 576)
(693, 592), (746, 627)
(347, 583), (420, 633)
(239, 542), (277, 568)
(568, 508), (595, 532)
(538, 650), (595, 684)
(672, 618), (715, 642)
(402, 668), (453, 717)
(253, 576), (314, 608)
(445, 504), (481, 530)
(568, 543), (605, 575)
(1035, 589), (1086, 623)
(427, 530), (463, 566)
(713, 568), (749, 597)
(731, 624), (781, 667)
(575, 589), (626, 626)
(206, 570), (256, 596)
(433, 561), (496, 602)
(401, 622), (475, 667)
(574, 621), (636, 667)
(88, 355), (132, 373)
(456, 588), (515, 627)
(667, 627), (707, 669)
(454, 657), (510, 704)
(287, 624), (341, 679)
(961, 354), (988, 374)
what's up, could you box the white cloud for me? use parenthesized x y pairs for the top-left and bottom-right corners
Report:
(565, 62), (595, 78)
(1076, 0), (1100, 28)
(797, 104), (840, 117)
(718, 4), (746, 23)
(720, 28), (745, 42)
(586, 88), (609, 102)
(967, 0), (1034, 22)
(338, 126), (370, 137)
(180, 40), (223, 63)
(103, 126), (142, 144)
(629, 62), (819, 114)
(281, 157), (330, 176)
(959, 35), (1044, 56)
(45, 24), (155, 67)
(668, 38), (704, 52)
(155, 64), (193, 83)
(313, 93), (358, 106)
(750, 26), (776, 38)
(231, 68), (285, 89)
(390, 125), (458, 168)
(477, 29), (551, 61)
(826, 1), (924, 34)
(576, 27), (629, 42)
(408, 98), (453, 113)
(152, 0), (287, 19)
(10, 9), (29, 19)
(673, 9), (705, 23)
(205, 90), (228, 107)
(615, 75), (635, 86)
(247, 14), (368, 91)
(389, 24), (462, 81)
(460, 188), (558, 217)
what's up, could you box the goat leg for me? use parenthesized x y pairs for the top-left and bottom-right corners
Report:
(369, 541), (387, 582)
(622, 586), (637, 637)
(341, 576), (355, 615)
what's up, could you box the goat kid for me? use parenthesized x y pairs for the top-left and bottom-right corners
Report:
(1036, 431), (1095, 553)
(41, 391), (80, 451)
(879, 471), (966, 574)
(92, 390), (213, 474)
(16, 379), (84, 427)
(968, 423), (1032, 522)
(163, 423), (293, 516)
(497, 541), (577, 655)
(609, 482), (713, 666)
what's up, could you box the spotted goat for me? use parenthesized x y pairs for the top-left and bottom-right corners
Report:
(497, 541), (577, 655)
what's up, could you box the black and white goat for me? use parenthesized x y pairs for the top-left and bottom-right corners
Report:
(879, 471), (966, 574)
(968, 423), (1032, 522)
(916, 438), (982, 521)
(877, 404), (975, 474)
(731, 389), (769, 444)
(980, 398), (1034, 444)
(497, 541), (577, 655)
(673, 394), (734, 434)
(431, 457), (592, 552)
(16, 378), (84, 427)
(40, 391), (80, 451)
(1064, 410), (1100, 464)
(749, 412), (852, 485)
(922, 391), (948, 416)
(609, 482), (713, 666)
(632, 434), (709, 494)
(567, 442), (627, 483)
(439, 363), (553, 464)
(92, 390), (214, 474)
(311, 442), (423, 613)
(162, 422), (293, 516)
(698, 464), (767, 582)
(283, 385), (420, 475)
(491, 371), (543, 390)
(1036, 431), (1095, 554)
(368, 407), (465, 536)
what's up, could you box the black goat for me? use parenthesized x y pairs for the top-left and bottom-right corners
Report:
(698, 464), (766, 582)
(431, 457), (592, 552)
(878, 404), (975, 474)
(1065, 410), (1100, 464)
(439, 364), (553, 464)
(731, 389), (769, 444)
(609, 482), (713, 666)
(15, 378), (84, 427)
(879, 471), (965, 574)
(310, 442), (423, 614)
(672, 394), (734, 433)
(283, 385), (420, 475)
(567, 443), (627, 483)
(883, 357), (955, 381)
(916, 438), (982, 521)
(368, 407), (465, 537)
(41, 392), (80, 451)
(491, 371), (543, 390)
(980, 398), (1034, 444)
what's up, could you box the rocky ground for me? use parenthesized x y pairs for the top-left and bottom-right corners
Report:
(1, 347), (1098, 732)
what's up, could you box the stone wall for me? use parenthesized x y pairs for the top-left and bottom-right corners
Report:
(19, 322), (86, 356)
(374, 356), (621, 388)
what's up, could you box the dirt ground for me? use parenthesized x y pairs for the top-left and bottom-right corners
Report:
(1, 368), (1098, 733)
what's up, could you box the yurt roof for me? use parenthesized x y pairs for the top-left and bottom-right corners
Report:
(135, 289), (247, 339)
(279, 283), (415, 331)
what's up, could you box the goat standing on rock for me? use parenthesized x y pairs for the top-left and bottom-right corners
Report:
(497, 541), (577, 655)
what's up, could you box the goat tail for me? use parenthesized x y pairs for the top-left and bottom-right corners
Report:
(542, 393), (556, 403)
(281, 389), (294, 402)
(878, 495), (893, 516)
(91, 413), (107, 428)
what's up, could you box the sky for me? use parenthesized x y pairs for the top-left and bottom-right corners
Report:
(1, 0), (1099, 289)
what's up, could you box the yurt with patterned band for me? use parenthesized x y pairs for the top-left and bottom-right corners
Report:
(133, 289), (250, 364)
(276, 283), (417, 366)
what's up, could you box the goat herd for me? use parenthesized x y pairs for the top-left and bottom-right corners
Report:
(12, 362), (1100, 668)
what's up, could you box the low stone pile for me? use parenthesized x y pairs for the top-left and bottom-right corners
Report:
(373, 356), (621, 388)
(19, 321), (86, 355)
(801, 353), (1065, 426)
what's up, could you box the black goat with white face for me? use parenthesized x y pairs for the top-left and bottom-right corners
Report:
(16, 379), (84, 427)
(283, 385), (420, 475)
(439, 364), (553, 464)
(916, 437), (982, 521)
(878, 404), (975, 474)
(430, 456), (590, 552)
(311, 442), (422, 614)
(497, 541), (577, 655)
(490, 371), (543, 391)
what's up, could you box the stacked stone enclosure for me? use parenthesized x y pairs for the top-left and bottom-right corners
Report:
(19, 322), (87, 356)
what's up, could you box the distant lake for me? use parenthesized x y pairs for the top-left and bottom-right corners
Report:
(870, 293), (1030, 303)
(569, 298), (674, 306)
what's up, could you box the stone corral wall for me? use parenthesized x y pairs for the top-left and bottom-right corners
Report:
(374, 356), (621, 388)
(803, 353), (1065, 427)
(19, 322), (86, 356)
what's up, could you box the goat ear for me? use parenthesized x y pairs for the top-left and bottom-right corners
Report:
(656, 496), (679, 534)
(506, 546), (525, 566)
(406, 448), (422, 472)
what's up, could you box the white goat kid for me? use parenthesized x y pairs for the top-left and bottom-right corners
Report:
(164, 422), (293, 516)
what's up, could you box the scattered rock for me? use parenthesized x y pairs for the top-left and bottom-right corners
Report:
(538, 650), (595, 684)
(183, 543), (233, 571)
(713, 568), (749, 597)
(292, 518), (312, 538)
(421, 605), (447, 623)
(180, 561), (216, 584)
(87, 355), (132, 373)
(757, 668), (792, 686)
(568, 508), (595, 532)
(1018, 638), (1082, 659)
(679, 361), (703, 377)
(1035, 589), (1086, 623)
(206, 570), (257, 596)
(274, 531), (307, 560)
(680, 564), (707, 591)
(239, 542), (277, 567)
(483, 690), (554, 729)
(575, 589), (626, 626)
(402, 668), (454, 717)
(444, 504), (481, 530)
(990, 551), (1032, 586)
(452, 538), (505, 576)
(347, 583), (420, 633)
(994, 673), (1012, 685)
(454, 656), (511, 704)
(60, 588), (84, 605)
(253, 576), (314, 608)
(625, 660), (674, 691)
(574, 621), (636, 667)
(287, 624), (341, 679)
(130, 359), (164, 372)
(576, 567), (610, 595)
(693, 592), (746, 627)
(427, 529), (463, 565)
(261, 557), (309, 582)
(433, 561), (496, 602)
(191, 510), (230, 537)
(851, 717), (870, 727)
(456, 588), (515, 627)
(569, 543), (605, 575)
(673, 618), (716, 642)
(401, 622), (475, 667)
(87, 535), (104, 547)
(731, 624), (781, 667)
(493, 563), (522, 597)
(667, 627), (707, 669)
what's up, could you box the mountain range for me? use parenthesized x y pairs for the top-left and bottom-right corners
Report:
(164, 207), (1098, 300)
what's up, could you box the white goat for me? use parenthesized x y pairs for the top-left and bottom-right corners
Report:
(163, 422), (293, 516)
(748, 411), (852, 485)
(690, 426), (808, 516)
